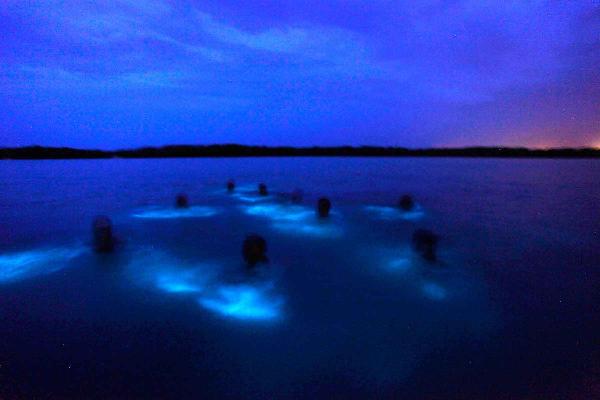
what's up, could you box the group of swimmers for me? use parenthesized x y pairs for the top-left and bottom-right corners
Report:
(92, 181), (439, 266)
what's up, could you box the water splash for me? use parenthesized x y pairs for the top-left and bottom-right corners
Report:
(0, 246), (85, 283)
(131, 206), (220, 219)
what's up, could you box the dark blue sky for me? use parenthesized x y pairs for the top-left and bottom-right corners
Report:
(1, 0), (599, 149)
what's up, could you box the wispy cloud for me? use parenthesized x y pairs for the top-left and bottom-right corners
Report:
(196, 11), (369, 61)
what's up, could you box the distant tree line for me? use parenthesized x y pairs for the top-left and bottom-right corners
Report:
(1, 144), (599, 159)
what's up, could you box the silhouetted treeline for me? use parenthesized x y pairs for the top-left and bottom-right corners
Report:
(1, 145), (599, 160)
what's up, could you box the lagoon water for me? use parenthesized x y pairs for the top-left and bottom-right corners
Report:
(0, 157), (599, 399)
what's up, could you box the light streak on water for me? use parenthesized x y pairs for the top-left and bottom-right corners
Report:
(0, 246), (85, 283)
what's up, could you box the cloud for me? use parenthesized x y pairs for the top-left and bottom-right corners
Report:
(40, 1), (227, 63)
(1, 0), (598, 147)
(196, 11), (369, 60)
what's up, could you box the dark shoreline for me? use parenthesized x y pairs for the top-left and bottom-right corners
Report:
(1, 145), (599, 160)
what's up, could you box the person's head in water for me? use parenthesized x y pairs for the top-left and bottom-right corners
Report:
(242, 234), (268, 267)
(317, 197), (332, 218)
(412, 229), (439, 263)
(175, 193), (189, 208)
(227, 179), (235, 192)
(92, 215), (116, 253)
(398, 195), (415, 211)
(258, 183), (268, 196)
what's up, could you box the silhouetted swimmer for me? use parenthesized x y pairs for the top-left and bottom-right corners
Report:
(92, 216), (116, 253)
(412, 229), (439, 263)
(317, 197), (332, 218)
(398, 195), (415, 211)
(227, 179), (235, 192)
(175, 193), (189, 208)
(242, 234), (268, 267)
(258, 183), (268, 196)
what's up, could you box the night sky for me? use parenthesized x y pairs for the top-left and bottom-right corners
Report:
(1, 0), (599, 149)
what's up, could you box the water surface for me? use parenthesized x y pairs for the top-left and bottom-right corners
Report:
(1, 157), (599, 399)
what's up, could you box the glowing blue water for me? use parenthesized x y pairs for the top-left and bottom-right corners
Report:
(1, 157), (597, 399)
(131, 206), (220, 219)
(198, 283), (283, 321)
(364, 205), (425, 221)
(242, 203), (313, 221)
(387, 256), (413, 273)
(0, 246), (84, 283)
(241, 202), (343, 237)
(421, 282), (448, 301)
(127, 250), (216, 295)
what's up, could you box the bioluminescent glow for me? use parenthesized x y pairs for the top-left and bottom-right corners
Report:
(422, 282), (447, 301)
(155, 270), (206, 294)
(387, 257), (413, 273)
(364, 205), (425, 221)
(224, 186), (273, 203)
(131, 206), (219, 219)
(0, 246), (84, 283)
(242, 203), (343, 238)
(232, 194), (271, 203)
(242, 203), (313, 221)
(198, 283), (283, 321)
(272, 221), (343, 238)
(127, 250), (216, 295)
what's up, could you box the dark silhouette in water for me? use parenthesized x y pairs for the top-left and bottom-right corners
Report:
(317, 197), (332, 218)
(175, 193), (189, 208)
(258, 183), (268, 196)
(398, 195), (415, 211)
(2, 145), (599, 159)
(412, 229), (439, 262)
(227, 179), (235, 192)
(242, 234), (268, 267)
(92, 216), (116, 253)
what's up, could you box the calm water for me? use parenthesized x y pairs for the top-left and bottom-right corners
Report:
(0, 157), (599, 399)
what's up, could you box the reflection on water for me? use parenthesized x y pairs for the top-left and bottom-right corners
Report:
(0, 246), (85, 283)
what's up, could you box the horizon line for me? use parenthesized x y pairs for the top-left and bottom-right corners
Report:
(1, 144), (599, 160)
